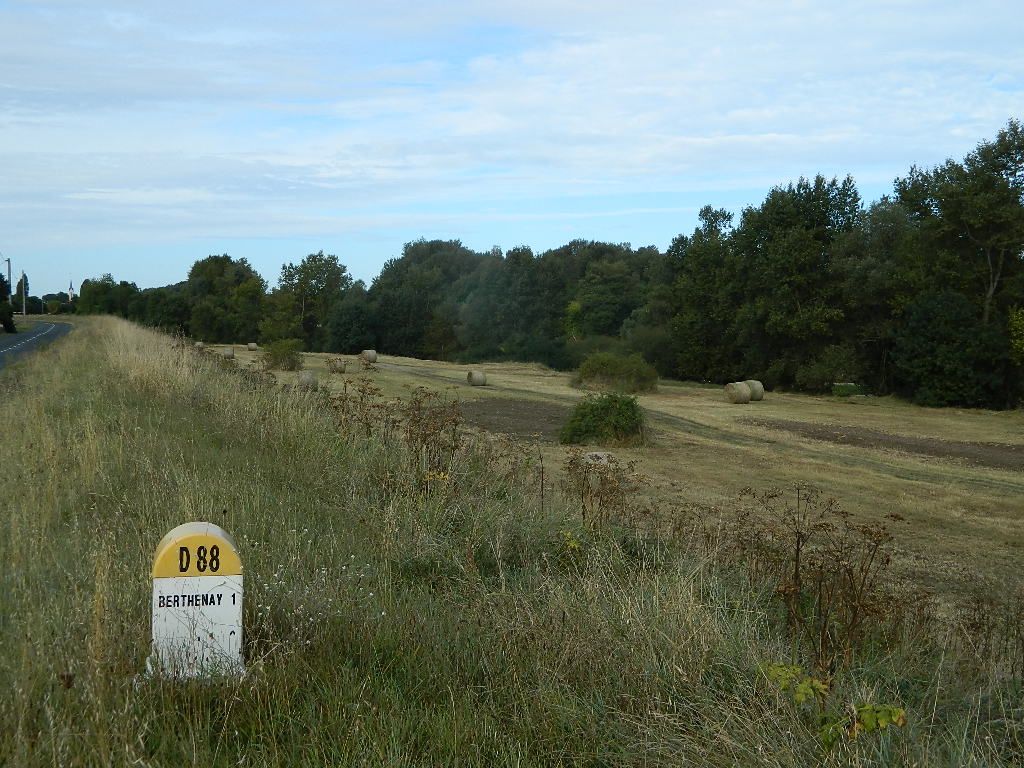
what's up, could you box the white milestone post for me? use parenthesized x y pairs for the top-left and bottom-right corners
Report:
(149, 522), (245, 678)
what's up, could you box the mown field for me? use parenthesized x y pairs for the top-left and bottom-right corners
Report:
(215, 342), (1024, 599)
(1, 317), (1022, 766)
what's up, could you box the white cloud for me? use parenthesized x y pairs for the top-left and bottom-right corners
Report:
(65, 187), (224, 205)
(1, 0), (1021, 291)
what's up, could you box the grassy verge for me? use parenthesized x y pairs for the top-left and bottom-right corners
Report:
(0, 317), (1020, 766)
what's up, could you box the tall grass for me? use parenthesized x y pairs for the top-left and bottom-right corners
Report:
(0, 317), (1019, 766)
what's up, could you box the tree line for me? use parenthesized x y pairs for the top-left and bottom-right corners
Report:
(68, 120), (1023, 409)
(0, 270), (74, 321)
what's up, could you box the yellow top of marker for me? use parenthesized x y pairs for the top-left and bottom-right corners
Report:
(152, 521), (243, 578)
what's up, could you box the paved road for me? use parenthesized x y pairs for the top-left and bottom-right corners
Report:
(0, 321), (72, 370)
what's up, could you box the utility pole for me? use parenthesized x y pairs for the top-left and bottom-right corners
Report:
(21, 271), (26, 315)
(2, 256), (10, 305)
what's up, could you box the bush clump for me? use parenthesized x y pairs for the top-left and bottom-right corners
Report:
(574, 352), (658, 393)
(831, 382), (865, 397)
(560, 393), (645, 445)
(794, 344), (862, 393)
(0, 303), (16, 333)
(261, 338), (304, 371)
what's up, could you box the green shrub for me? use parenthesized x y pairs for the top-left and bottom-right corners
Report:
(0, 303), (16, 333)
(794, 344), (862, 393)
(560, 393), (645, 445)
(574, 352), (658, 393)
(831, 383), (865, 397)
(261, 338), (304, 371)
(564, 335), (630, 369)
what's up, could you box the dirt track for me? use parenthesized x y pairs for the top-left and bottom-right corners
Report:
(747, 418), (1024, 472)
(459, 398), (571, 442)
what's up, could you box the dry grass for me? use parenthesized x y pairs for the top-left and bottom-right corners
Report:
(233, 350), (1024, 598)
(3, 322), (1016, 765)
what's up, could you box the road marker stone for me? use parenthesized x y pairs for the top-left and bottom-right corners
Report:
(148, 522), (244, 677)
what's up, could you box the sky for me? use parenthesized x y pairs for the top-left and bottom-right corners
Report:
(1, 1), (1022, 296)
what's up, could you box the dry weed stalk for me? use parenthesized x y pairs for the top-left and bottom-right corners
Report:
(330, 381), (466, 494)
(734, 485), (894, 675)
(561, 449), (650, 528)
(398, 387), (462, 488)
(333, 377), (388, 438)
(678, 485), (900, 677)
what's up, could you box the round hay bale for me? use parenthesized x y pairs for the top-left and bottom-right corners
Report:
(297, 370), (318, 391)
(327, 358), (347, 374)
(195, 341), (205, 350)
(467, 370), (487, 386)
(222, 348), (235, 360)
(360, 349), (378, 363)
(247, 342), (258, 352)
(743, 379), (764, 401)
(724, 382), (752, 404)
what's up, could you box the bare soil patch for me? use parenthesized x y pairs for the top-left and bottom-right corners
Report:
(459, 398), (570, 442)
(748, 418), (1024, 471)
